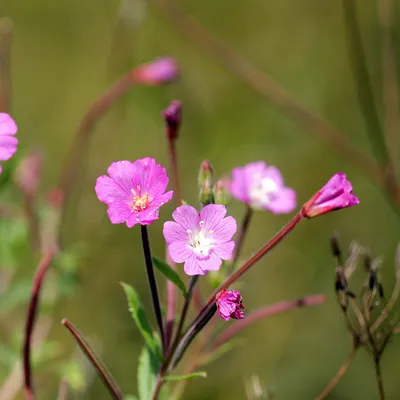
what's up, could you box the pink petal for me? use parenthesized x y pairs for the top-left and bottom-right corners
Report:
(184, 254), (206, 276)
(168, 241), (193, 263)
(213, 241), (235, 260)
(0, 135), (18, 161)
(212, 216), (237, 244)
(107, 161), (136, 195)
(231, 167), (250, 203)
(107, 202), (133, 224)
(126, 212), (141, 228)
(264, 166), (284, 187)
(138, 206), (159, 224)
(95, 175), (130, 204)
(147, 163), (169, 198)
(131, 158), (157, 194)
(0, 113), (17, 136)
(198, 252), (222, 271)
(172, 205), (199, 230)
(150, 190), (173, 207)
(200, 204), (227, 231)
(267, 187), (297, 214)
(163, 221), (187, 244)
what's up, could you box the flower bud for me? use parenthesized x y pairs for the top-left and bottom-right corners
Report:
(133, 57), (179, 85)
(213, 179), (231, 206)
(215, 289), (245, 321)
(14, 151), (42, 197)
(163, 100), (182, 141)
(198, 160), (214, 188)
(301, 173), (359, 218)
(199, 179), (214, 206)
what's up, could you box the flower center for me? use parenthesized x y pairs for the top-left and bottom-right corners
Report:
(131, 187), (149, 212)
(249, 177), (279, 209)
(188, 222), (213, 257)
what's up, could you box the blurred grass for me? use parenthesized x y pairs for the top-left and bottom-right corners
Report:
(1, 0), (400, 398)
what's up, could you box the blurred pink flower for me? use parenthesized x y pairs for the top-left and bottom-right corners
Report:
(0, 113), (18, 174)
(301, 172), (359, 218)
(95, 158), (173, 227)
(216, 289), (245, 321)
(134, 57), (179, 85)
(163, 204), (237, 275)
(230, 161), (296, 214)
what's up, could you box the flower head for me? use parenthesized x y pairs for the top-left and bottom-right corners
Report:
(216, 289), (245, 321)
(301, 173), (359, 218)
(95, 158), (173, 227)
(0, 113), (18, 174)
(163, 204), (237, 275)
(230, 162), (296, 214)
(163, 100), (182, 140)
(134, 57), (179, 85)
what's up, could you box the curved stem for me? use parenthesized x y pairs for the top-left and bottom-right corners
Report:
(315, 346), (358, 400)
(23, 250), (55, 400)
(375, 359), (386, 400)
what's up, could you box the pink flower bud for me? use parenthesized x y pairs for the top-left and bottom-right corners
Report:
(215, 289), (245, 321)
(163, 100), (182, 140)
(301, 173), (359, 218)
(133, 57), (179, 85)
(14, 151), (42, 196)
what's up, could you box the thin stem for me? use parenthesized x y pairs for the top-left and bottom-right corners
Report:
(57, 378), (68, 400)
(230, 206), (253, 270)
(378, 0), (399, 175)
(199, 212), (303, 316)
(375, 359), (386, 400)
(141, 225), (166, 354)
(152, 373), (164, 400)
(212, 294), (326, 350)
(165, 250), (177, 352)
(315, 346), (358, 400)
(23, 250), (55, 400)
(0, 17), (13, 112)
(62, 319), (123, 400)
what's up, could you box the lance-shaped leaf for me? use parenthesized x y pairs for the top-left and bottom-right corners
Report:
(137, 345), (159, 400)
(152, 256), (187, 298)
(163, 372), (207, 381)
(120, 282), (161, 360)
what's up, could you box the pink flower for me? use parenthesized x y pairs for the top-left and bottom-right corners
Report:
(133, 57), (179, 85)
(95, 158), (173, 227)
(230, 161), (296, 214)
(163, 204), (237, 276)
(301, 173), (359, 218)
(215, 289), (245, 321)
(0, 113), (18, 174)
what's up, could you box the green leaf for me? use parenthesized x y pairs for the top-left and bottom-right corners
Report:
(125, 396), (138, 400)
(138, 345), (159, 400)
(120, 282), (161, 360)
(163, 372), (207, 381)
(152, 256), (187, 297)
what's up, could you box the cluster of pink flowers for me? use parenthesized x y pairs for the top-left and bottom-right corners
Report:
(95, 154), (359, 321)
(0, 113), (18, 174)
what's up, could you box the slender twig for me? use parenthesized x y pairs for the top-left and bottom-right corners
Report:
(315, 346), (359, 400)
(141, 225), (166, 354)
(374, 359), (386, 400)
(155, 0), (383, 186)
(62, 319), (123, 400)
(212, 295), (326, 350)
(378, 0), (399, 175)
(230, 206), (253, 270)
(0, 17), (13, 112)
(56, 378), (68, 400)
(23, 251), (55, 400)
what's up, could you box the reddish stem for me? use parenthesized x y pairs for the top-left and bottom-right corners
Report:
(23, 250), (55, 400)
(211, 294), (327, 349)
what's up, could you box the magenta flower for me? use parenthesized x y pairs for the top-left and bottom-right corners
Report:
(0, 113), (18, 174)
(95, 158), (173, 227)
(230, 161), (296, 214)
(134, 57), (179, 85)
(301, 172), (359, 218)
(215, 289), (245, 321)
(163, 204), (237, 276)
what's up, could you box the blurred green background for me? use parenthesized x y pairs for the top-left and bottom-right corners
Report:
(1, 0), (400, 398)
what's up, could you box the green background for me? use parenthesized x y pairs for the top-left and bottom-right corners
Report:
(1, 0), (399, 398)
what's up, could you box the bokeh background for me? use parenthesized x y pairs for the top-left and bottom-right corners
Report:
(1, 0), (400, 398)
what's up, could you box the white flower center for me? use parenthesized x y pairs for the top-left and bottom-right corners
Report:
(249, 176), (279, 209)
(187, 221), (213, 257)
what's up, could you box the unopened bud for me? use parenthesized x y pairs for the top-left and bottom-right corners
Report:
(163, 100), (182, 141)
(213, 179), (231, 206)
(198, 160), (214, 189)
(133, 57), (179, 85)
(14, 151), (42, 197)
(199, 179), (214, 206)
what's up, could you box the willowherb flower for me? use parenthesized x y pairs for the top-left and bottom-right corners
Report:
(215, 289), (245, 321)
(163, 204), (237, 275)
(133, 57), (179, 85)
(230, 161), (296, 214)
(0, 113), (18, 174)
(95, 158), (173, 227)
(301, 173), (359, 218)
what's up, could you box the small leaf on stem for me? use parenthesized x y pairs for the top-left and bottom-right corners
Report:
(163, 372), (207, 381)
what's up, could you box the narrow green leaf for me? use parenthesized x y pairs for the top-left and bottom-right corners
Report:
(138, 346), (159, 400)
(120, 282), (161, 360)
(152, 256), (187, 297)
(125, 396), (138, 400)
(163, 372), (207, 381)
